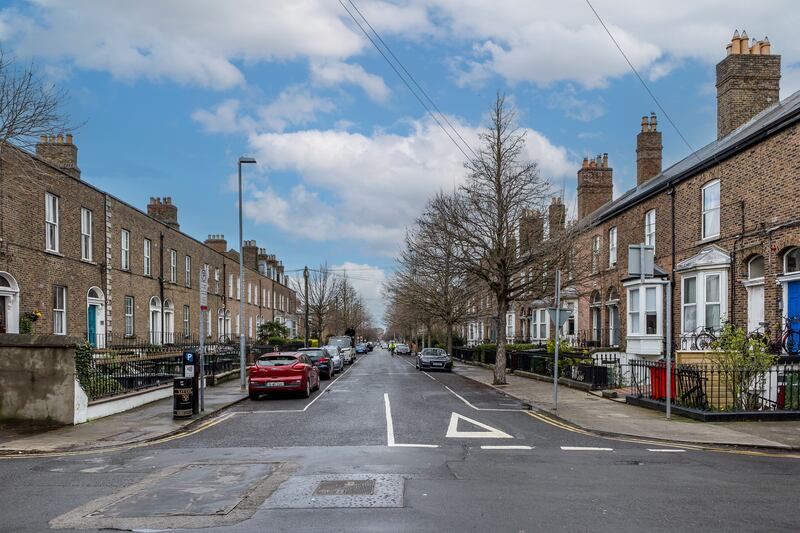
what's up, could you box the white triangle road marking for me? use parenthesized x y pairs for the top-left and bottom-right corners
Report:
(445, 412), (514, 439)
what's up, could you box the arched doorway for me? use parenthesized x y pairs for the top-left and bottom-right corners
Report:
(86, 287), (105, 347)
(149, 296), (162, 345)
(163, 299), (175, 344)
(0, 272), (20, 334)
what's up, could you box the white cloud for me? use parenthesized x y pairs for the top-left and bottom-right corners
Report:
(310, 60), (391, 102)
(331, 262), (388, 325)
(242, 116), (576, 255)
(548, 85), (606, 122)
(192, 99), (251, 134)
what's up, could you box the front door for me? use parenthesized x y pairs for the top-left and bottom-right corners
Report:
(747, 284), (765, 333)
(87, 305), (97, 345)
(788, 282), (800, 347)
(608, 305), (619, 346)
(0, 296), (6, 334)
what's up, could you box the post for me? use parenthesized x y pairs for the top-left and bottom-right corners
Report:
(199, 308), (205, 411)
(238, 160), (246, 391)
(553, 269), (561, 411)
(665, 279), (672, 420)
(303, 266), (310, 348)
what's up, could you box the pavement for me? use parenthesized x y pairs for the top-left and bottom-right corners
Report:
(453, 360), (800, 449)
(0, 378), (248, 453)
(2, 349), (800, 532)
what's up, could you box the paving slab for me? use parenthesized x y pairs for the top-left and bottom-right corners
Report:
(0, 380), (246, 453)
(453, 362), (800, 449)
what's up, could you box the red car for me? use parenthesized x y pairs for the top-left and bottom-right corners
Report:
(248, 352), (320, 400)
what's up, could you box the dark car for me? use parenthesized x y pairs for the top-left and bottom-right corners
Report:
(366, 342), (374, 352)
(298, 347), (335, 379)
(248, 352), (320, 399)
(416, 348), (453, 371)
(395, 343), (411, 355)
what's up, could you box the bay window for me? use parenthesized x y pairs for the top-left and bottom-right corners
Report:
(624, 279), (666, 355)
(628, 288), (640, 335)
(680, 271), (727, 333)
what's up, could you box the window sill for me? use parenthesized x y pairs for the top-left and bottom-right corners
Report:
(696, 235), (720, 246)
(80, 259), (97, 265)
(44, 250), (64, 257)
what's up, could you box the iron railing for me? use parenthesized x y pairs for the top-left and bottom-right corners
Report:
(627, 359), (800, 412)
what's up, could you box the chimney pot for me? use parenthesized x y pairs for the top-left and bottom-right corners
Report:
(65, 133), (73, 144)
(56, 133), (63, 144)
(582, 157), (589, 169)
(761, 36), (770, 55)
(39, 135), (47, 143)
(641, 116), (648, 132)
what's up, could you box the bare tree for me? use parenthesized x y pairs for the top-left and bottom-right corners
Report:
(0, 49), (74, 242)
(292, 263), (341, 346)
(391, 201), (475, 355)
(436, 94), (584, 384)
(328, 273), (373, 337)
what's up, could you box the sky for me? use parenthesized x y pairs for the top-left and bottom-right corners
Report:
(2, 0), (799, 325)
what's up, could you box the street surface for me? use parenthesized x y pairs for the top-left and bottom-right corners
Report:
(1, 348), (799, 532)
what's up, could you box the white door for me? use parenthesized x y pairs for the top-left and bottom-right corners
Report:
(747, 284), (764, 333)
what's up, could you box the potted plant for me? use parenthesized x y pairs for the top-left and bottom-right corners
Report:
(19, 309), (42, 334)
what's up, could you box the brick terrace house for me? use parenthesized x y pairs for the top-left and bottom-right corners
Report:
(0, 135), (297, 346)
(529, 31), (800, 360)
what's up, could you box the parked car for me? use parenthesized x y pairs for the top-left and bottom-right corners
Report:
(322, 345), (345, 373)
(297, 347), (335, 379)
(395, 343), (411, 355)
(248, 352), (320, 400)
(328, 335), (355, 364)
(355, 343), (368, 354)
(416, 347), (453, 371)
(366, 342), (374, 352)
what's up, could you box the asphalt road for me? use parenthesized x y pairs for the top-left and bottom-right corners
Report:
(1, 348), (799, 532)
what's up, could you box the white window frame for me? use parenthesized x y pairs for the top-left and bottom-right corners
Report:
(254, 285), (259, 306)
(701, 180), (720, 240)
(53, 285), (66, 335)
(185, 255), (191, 287)
(80, 208), (92, 261)
(143, 238), (151, 276)
(183, 305), (190, 338)
(531, 308), (549, 341)
(506, 312), (515, 339)
(680, 270), (728, 333)
(45, 193), (60, 253)
(247, 283), (252, 304)
(124, 296), (134, 337)
(608, 227), (617, 267)
(645, 209), (656, 250)
(228, 274), (233, 298)
(214, 269), (220, 294)
(784, 248), (800, 274)
(592, 235), (600, 273)
(170, 250), (177, 283)
(626, 283), (664, 337)
(121, 229), (130, 270)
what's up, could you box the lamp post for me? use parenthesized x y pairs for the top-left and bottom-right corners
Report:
(238, 156), (257, 392)
(303, 266), (310, 348)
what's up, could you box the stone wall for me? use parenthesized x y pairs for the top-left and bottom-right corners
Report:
(0, 334), (80, 425)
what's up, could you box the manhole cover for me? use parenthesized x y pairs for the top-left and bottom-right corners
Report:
(314, 479), (375, 496)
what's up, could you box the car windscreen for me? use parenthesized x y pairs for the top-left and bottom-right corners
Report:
(257, 356), (297, 366)
(421, 349), (445, 356)
(328, 337), (351, 348)
(300, 350), (325, 360)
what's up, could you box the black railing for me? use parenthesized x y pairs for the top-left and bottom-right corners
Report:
(628, 360), (800, 412)
(83, 339), (245, 402)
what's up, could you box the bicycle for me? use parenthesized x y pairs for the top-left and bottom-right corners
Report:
(782, 316), (800, 355)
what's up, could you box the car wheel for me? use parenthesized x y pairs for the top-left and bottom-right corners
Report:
(249, 392), (260, 401)
(303, 379), (311, 398)
(314, 376), (320, 391)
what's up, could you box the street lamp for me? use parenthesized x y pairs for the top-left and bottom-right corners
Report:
(238, 156), (257, 392)
(303, 266), (310, 348)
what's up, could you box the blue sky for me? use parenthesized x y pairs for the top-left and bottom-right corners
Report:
(2, 0), (799, 323)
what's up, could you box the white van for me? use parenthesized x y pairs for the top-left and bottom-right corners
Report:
(328, 336), (355, 364)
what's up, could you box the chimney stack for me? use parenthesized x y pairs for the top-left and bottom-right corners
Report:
(204, 234), (227, 254)
(147, 197), (179, 230)
(242, 239), (259, 270)
(35, 132), (80, 179)
(519, 209), (544, 251)
(636, 112), (662, 186)
(576, 153), (613, 219)
(717, 30), (780, 139)
(548, 197), (566, 237)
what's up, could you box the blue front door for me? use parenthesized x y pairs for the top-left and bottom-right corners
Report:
(87, 305), (97, 345)
(789, 281), (800, 319)
(787, 282), (800, 353)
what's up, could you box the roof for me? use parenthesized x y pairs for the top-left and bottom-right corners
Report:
(591, 89), (800, 225)
(676, 245), (731, 271)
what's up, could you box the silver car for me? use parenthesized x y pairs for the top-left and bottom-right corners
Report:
(395, 343), (411, 355)
(322, 345), (345, 372)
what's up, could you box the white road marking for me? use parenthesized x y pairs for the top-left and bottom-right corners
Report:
(561, 446), (614, 451)
(383, 393), (439, 448)
(647, 449), (686, 453)
(445, 412), (513, 439)
(480, 445), (533, 450)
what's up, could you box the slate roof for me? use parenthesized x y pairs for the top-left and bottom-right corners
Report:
(590, 89), (800, 225)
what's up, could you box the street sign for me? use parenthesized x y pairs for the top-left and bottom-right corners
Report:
(547, 308), (573, 328)
(199, 266), (209, 310)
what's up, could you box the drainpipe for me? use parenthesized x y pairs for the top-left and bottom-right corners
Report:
(159, 232), (164, 344)
(669, 187), (676, 351)
(731, 201), (745, 328)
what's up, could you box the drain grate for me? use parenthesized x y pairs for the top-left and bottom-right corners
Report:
(314, 479), (375, 496)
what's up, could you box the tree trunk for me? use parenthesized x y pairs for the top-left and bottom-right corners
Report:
(446, 322), (453, 357)
(494, 297), (508, 385)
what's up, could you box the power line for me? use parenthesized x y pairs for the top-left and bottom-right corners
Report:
(338, 0), (475, 161)
(583, 0), (701, 163)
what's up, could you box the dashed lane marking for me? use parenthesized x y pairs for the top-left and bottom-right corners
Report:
(480, 445), (533, 450)
(561, 446), (614, 451)
(648, 449), (687, 453)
